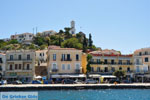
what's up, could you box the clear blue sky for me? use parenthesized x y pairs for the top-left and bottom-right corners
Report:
(0, 0), (150, 54)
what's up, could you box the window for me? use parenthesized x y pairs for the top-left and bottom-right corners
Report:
(119, 60), (122, 64)
(67, 54), (70, 61)
(111, 67), (115, 72)
(127, 60), (130, 64)
(104, 59), (107, 64)
(97, 67), (100, 72)
(15, 64), (18, 69)
(76, 63), (80, 69)
(52, 63), (57, 69)
(27, 54), (30, 60)
(145, 57), (149, 62)
(40, 53), (42, 56)
(0, 58), (2, 63)
(97, 59), (100, 63)
(61, 54), (65, 61)
(67, 64), (71, 70)
(111, 60), (114, 64)
(127, 67), (130, 72)
(104, 67), (108, 72)
(10, 55), (13, 60)
(27, 64), (30, 70)
(119, 67), (122, 70)
(18, 55), (21, 60)
(136, 66), (140, 72)
(62, 64), (65, 70)
(91, 67), (94, 72)
(0, 65), (2, 71)
(136, 59), (140, 64)
(76, 54), (79, 61)
(145, 51), (148, 55)
(19, 64), (21, 70)
(139, 52), (142, 56)
(90, 59), (94, 62)
(10, 64), (13, 70)
(53, 54), (56, 61)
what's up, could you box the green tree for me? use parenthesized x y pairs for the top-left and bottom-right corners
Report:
(113, 70), (125, 80)
(58, 30), (64, 34)
(45, 36), (50, 46)
(8, 39), (18, 44)
(40, 45), (47, 50)
(88, 33), (93, 49)
(86, 54), (92, 73)
(29, 44), (36, 49)
(33, 36), (45, 46)
(58, 36), (63, 46)
(64, 27), (72, 39)
(83, 35), (87, 52)
(61, 38), (82, 49)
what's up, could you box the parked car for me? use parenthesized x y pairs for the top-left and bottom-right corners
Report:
(2, 80), (7, 85)
(12, 80), (22, 84)
(85, 79), (98, 84)
(74, 79), (84, 84)
(63, 79), (74, 84)
(55, 78), (63, 84)
(32, 80), (42, 84)
(43, 80), (48, 84)
(109, 79), (121, 84)
(0, 80), (7, 85)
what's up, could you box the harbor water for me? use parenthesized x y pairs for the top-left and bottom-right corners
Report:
(38, 89), (150, 100)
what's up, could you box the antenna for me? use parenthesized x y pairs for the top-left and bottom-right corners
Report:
(33, 28), (34, 34)
(36, 27), (38, 34)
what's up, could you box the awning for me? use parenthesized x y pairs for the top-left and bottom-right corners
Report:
(51, 74), (86, 78)
(101, 75), (116, 78)
(89, 74), (101, 78)
(35, 76), (42, 79)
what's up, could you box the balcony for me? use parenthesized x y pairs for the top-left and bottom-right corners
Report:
(89, 62), (102, 64)
(75, 69), (80, 73)
(90, 71), (113, 75)
(90, 62), (133, 65)
(52, 69), (58, 72)
(134, 63), (142, 65)
(61, 58), (72, 61)
(7, 59), (32, 62)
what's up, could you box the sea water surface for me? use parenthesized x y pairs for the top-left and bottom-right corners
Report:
(38, 89), (150, 100)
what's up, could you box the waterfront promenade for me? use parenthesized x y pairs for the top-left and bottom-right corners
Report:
(1, 83), (150, 91)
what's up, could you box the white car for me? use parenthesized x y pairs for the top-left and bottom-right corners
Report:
(85, 79), (98, 84)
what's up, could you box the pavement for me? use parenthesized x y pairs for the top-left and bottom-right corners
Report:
(1, 83), (150, 87)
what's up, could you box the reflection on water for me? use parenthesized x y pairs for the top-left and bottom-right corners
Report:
(38, 89), (150, 100)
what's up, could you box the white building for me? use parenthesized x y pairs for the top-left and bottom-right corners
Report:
(134, 56), (148, 73)
(0, 53), (6, 79)
(11, 33), (34, 44)
(40, 30), (57, 37)
(35, 50), (48, 76)
(35, 50), (47, 67)
(70, 20), (76, 34)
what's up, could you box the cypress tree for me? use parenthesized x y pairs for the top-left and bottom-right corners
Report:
(89, 33), (93, 49)
(83, 35), (87, 52)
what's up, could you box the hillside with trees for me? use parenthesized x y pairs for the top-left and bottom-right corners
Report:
(0, 27), (97, 52)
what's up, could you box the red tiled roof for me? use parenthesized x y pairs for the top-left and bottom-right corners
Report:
(48, 45), (80, 50)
